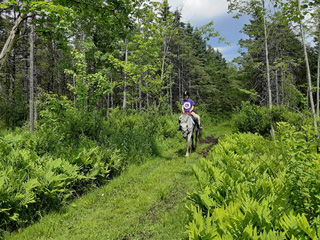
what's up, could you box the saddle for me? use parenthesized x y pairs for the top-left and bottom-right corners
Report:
(185, 112), (199, 129)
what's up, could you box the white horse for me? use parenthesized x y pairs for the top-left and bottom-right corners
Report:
(179, 113), (201, 157)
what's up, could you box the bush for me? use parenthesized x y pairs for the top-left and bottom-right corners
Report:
(0, 95), (180, 234)
(232, 102), (302, 136)
(186, 125), (320, 239)
(0, 91), (28, 129)
(0, 132), (119, 233)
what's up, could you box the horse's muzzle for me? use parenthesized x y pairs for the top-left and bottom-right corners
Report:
(182, 130), (188, 138)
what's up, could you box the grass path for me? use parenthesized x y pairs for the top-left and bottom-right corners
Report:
(6, 120), (231, 240)
(6, 149), (203, 240)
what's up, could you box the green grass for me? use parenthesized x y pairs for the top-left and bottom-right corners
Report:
(5, 118), (232, 240)
(5, 151), (199, 239)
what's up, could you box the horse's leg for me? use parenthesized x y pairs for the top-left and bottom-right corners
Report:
(195, 130), (198, 152)
(191, 132), (194, 151)
(186, 132), (192, 157)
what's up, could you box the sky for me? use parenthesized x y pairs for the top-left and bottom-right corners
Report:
(167, 0), (250, 62)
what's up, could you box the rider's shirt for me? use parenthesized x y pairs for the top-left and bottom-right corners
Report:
(181, 99), (194, 112)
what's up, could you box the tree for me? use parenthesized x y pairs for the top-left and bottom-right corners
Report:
(0, 3), (27, 71)
(29, 22), (35, 132)
(229, 0), (275, 136)
(274, 0), (318, 133)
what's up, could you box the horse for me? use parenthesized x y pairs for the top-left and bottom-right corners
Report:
(179, 113), (201, 157)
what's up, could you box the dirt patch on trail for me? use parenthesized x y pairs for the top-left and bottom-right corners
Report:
(200, 136), (219, 158)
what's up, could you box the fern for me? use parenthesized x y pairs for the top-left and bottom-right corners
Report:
(187, 129), (320, 239)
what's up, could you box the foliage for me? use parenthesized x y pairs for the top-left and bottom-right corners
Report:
(232, 102), (302, 135)
(0, 92), (28, 129)
(186, 125), (320, 239)
(0, 94), (180, 236)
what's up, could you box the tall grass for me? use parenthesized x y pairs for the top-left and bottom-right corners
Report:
(0, 94), (180, 236)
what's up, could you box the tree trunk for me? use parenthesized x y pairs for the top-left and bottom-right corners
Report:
(29, 24), (35, 133)
(317, 43), (320, 116)
(262, 0), (275, 137)
(139, 79), (142, 112)
(111, 74), (114, 108)
(146, 83), (149, 109)
(106, 95), (109, 118)
(34, 43), (37, 124)
(275, 70), (279, 105)
(73, 75), (76, 106)
(178, 67), (181, 99)
(281, 67), (285, 105)
(123, 40), (128, 111)
(170, 73), (173, 112)
(0, 4), (27, 72)
(298, 0), (318, 132)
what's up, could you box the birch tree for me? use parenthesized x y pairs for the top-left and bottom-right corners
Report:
(228, 0), (275, 136)
(0, 3), (27, 71)
(277, 0), (318, 131)
(29, 23), (35, 133)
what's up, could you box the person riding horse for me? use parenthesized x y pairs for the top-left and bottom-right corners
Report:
(178, 91), (202, 157)
(180, 91), (202, 129)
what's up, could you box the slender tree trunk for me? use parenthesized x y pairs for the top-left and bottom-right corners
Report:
(23, 20), (28, 95)
(170, 73), (173, 112)
(111, 74), (114, 108)
(281, 67), (285, 105)
(178, 67), (181, 99)
(262, 0), (275, 137)
(160, 42), (167, 82)
(106, 95), (109, 118)
(317, 43), (320, 116)
(275, 70), (279, 105)
(178, 46), (182, 99)
(123, 40), (128, 111)
(0, 4), (27, 72)
(146, 83), (149, 109)
(73, 75), (76, 106)
(34, 42), (37, 124)
(139, 79), (142, 112)
(136, 97), (138, 111)
(298, 0), (318, 132)
(29, 24), (35, 133)
(12, 53), (16, 103)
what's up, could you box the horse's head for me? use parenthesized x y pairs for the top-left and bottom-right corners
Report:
(179, 114), (192, 138)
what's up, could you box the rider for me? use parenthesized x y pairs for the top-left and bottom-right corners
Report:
(180, 91), (202, 129)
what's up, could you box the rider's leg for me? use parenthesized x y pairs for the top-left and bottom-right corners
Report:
(191, 112), (201, 127)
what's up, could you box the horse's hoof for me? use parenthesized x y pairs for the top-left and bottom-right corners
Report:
(185, 154), (189, 157)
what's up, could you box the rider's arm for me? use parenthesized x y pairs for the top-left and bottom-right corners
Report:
(190, 105), (194, 112)
(181, 105), (184, 114)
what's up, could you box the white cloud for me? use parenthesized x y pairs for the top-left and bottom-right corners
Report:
(213, 46), (233, 53)
(168, 0), (228, 22)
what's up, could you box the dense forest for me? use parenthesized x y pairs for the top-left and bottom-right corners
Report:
(1, 0), (320, 239)
(0, 0), (245, 129)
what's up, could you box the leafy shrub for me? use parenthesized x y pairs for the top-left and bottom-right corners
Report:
(0, 134), (119, 233)
(0, 91), (28, 129)
(232, 102), (302, 136)
(186, 125), (320, 239)
(0, 95), (180, 235)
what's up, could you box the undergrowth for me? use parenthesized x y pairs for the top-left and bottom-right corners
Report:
(186, 122), (320, 239)
(0, 94), (181, 237)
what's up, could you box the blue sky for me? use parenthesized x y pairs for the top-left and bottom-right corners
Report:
(167, 0), (250, 62)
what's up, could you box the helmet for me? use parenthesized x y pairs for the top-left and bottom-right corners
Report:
(183, 91), (190, 97)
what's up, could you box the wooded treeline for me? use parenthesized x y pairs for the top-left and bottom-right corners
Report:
(0, 0), (243, 130)
(1, 0), (320, 130)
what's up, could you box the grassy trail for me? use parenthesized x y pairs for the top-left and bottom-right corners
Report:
(6, 148), (202, 240)
(6, 121), (230, 240)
